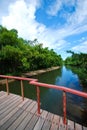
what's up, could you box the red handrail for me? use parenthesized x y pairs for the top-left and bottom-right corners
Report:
(29, 80), (87, 98)
(0, 75), (37, 81)
(0, 75), (37, 100)
(29, 80), (87, 124)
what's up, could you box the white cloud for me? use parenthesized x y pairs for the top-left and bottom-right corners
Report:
(68, 0), (87, 26)
(63, 0), (76, 6)
(54, 40), (70, 51)
(46, 0), (76, 16)
(78, 37), (87, 43)
(46, 0), (62, 16)
(46, 0), (87, 33)
(72, 41), (87, 53)
(46, 0), (87, 36)
(2, 0), (43, 40)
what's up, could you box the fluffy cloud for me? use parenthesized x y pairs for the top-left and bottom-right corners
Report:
(46, 0), (87, 29)
(46, 0), (76, 16)
(2, 0), (42, 40)
(68, 0), (87, 26)
(72, 41), (87, 53)
(46, 0), (62, 16)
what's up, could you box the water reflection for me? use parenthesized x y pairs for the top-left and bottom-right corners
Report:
(66, 65), (87, 88)
(55, 66), (87, 126)
(55, 66), (82, 91)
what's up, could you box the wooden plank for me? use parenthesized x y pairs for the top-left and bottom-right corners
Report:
(0, 99), (21, 125)
(0, 108), (24, 130)
(0, 91), (7, 98)
(25, 101), (38, 128)
(40, 110), (48, 119)
(19, 99), (33, 111)
(33, 117), (45, 130)
(31, 103), (37, 114)
(59, 117), (67, 130)
(0, 97), (22, 121)
(0, 95), (20, 113)
(7, 110), (28, 130)
(33, 110), (48, 130)
(41, 112), (54, 130)
(0, 94), (17, 110)
(24, 115), (39, 130)
(17, 98), (29, 108)
(0, 93), (9, 101)
(67, 120), (75, 130)
(0, 98), (28, 126)
(0, 93), (16, 104)
(0, 91), (6, 97)
(41, 120), (51, 130)
(15, 100), (38, 130)
(16, 113), (33, 130)
(52, 114), (60, 125)
(46, 112), (54, 122)
(0, 93), (20, 104)
(25, 101), (36, 112)
(75, 123), (82, 130)
(50, 114), (60, 130)
(50, 123), (58, 130)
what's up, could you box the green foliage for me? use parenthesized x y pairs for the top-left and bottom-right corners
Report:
(0, 26), (18, 49)
(65, 51), (87, 68)
(0, 45), (22, 74)
(0, 25), (63, 75)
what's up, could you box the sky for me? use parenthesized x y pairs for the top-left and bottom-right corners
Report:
(0, 0), (87, 59)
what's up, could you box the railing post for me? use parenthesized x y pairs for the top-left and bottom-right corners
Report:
(36, 86), (40, 114)
(63, 91), (67, 124)
(21, 80), (24, 101)
(6, 78), (9, 95)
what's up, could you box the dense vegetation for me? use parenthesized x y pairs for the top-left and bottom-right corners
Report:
(0, 25), (63, 75)
(65, 51), (87, 87)
(65, 50), (87, 68)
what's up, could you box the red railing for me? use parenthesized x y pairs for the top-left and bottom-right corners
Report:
(0, 75), (37, 101)
(0, 75), (87, 125)
(29, 80), (87, 124)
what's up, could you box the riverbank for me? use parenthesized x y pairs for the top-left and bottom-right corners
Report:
(0, 79), (15, 86)
(24, 66), (60, 77)
(0, 66), (60, 85)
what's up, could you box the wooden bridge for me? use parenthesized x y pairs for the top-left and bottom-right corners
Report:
(0, 75), (87, 130)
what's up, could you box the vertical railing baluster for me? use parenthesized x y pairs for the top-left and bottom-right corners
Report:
(63, 91), (67, 124)
(21, 80), (24, 101)
(36, 86), (40, 114)
(6, 78), (9, 95)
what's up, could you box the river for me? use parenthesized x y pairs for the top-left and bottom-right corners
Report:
(0, 66), (87, 126)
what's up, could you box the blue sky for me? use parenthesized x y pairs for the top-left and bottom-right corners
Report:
(0, 0), (87, 59)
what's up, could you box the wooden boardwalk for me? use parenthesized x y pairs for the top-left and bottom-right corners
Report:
(0, 91), (87, 130)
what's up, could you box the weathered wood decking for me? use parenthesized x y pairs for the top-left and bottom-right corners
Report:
(0, 91), (86, 130)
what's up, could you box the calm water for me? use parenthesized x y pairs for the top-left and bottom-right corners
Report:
(0, 66), (87, 126)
